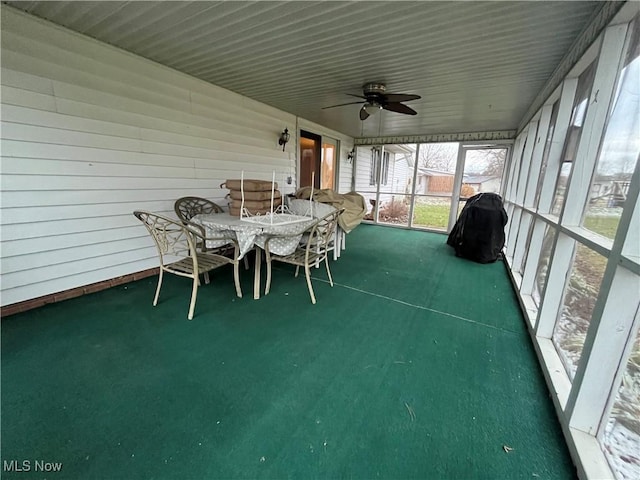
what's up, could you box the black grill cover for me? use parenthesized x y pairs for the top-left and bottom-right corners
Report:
(447, 193), (508, 263)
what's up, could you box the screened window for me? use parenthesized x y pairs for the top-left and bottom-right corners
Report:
(502, 12), (640, 480)
(412, 142), (459, 231)
(602, 309), (640, 480)
(535, 100), (561, 208)
(532, 224), (555, 307)
(551, 61), (598, 216)
(519, 216), (535, 273)
(552, 242), (607, 379)
(583, 15), (640, 240)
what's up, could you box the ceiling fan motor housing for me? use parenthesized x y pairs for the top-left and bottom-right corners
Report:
(363, 83), (386, 100)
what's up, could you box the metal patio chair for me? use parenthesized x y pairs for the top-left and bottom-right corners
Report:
(263, 209), (342, 304)
(174, 195), (249, 270)
(174, 196), (224, 222)
(134, 210), (242, 320)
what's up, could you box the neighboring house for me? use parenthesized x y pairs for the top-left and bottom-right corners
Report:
(416, 167), (455, 195)
(355, 145), (415, 210)
(590, 176), (632, 207)
(415, 168), (500, 196)
(463, 174), (501, 194)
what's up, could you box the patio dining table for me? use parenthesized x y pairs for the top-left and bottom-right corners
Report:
(190, 212), (316, 299)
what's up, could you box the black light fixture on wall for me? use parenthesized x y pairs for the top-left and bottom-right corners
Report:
(347, 148), (356, 162)
(278, 128), (290, 151)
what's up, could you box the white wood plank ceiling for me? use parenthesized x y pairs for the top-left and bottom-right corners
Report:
(4, 1), (606, 139)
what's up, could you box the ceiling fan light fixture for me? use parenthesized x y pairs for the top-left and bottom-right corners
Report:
(361, 102), (382, 119)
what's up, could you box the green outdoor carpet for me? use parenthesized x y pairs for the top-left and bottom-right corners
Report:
(1, 224), (576, 479)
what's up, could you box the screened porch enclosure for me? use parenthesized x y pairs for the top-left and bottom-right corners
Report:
(503, 8), (640, 480)
(2, 2), (640, 480)
(353, 143), (508, 232)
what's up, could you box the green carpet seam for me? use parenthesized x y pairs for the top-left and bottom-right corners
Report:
(310, 276), (521, 336)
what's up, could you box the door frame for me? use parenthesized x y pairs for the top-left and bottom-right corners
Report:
(298, 129), (340, 191)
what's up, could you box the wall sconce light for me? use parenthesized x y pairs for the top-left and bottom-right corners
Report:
(347, 148), (356, 162)
(278, 128), (290, 151)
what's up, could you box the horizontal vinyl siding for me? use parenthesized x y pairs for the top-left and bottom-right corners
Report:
(0, 8), (356, 306)
(338, 160), (353, 194)
(354, 149), (375, 192)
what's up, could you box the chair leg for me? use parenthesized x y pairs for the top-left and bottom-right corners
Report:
(153, 269), (164, 306)
(265, 254), (272, 295)
(203, 272), (210, 284)
(325, 256), (334, 287)
(243, 256), (250, 270)
(188, 276), (198, 320)
(304, 264), (316, 304)
(295, 265), (300, 277)
(233, 262), (242, 298)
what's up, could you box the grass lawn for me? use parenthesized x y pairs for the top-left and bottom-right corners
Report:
(412, 203), (451, 229)
(401, 204), (621, 244)
(583, 215), (620, 240)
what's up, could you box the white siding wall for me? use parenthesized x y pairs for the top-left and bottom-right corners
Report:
(338, 153), (354, 194)
(354, 148), (374, 193)
(388, 154), (412, 195)
(0, 7), (353, 306)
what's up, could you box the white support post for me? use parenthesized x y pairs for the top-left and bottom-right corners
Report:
(506, 126), (538, 260)
(622, 187), (640, 262)
(538, 78), (579, 214)
(535, 232), (574, 337)
(524, 105), (553, 208)
(506, 208), (522, 261)
(503, 134), (526, 253)
(566, 267), (640, 434)
(448, 144), (465, 231)
(515, 122), (539, 206)
(567, 160), (640, 433)
(513, 212), (532, 273)
(504, 133), (526, 202)
(407, 144), (421, 229)
(520, 219), (547, 296)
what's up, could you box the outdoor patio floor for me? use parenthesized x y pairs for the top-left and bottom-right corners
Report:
(1, 224), (576, 479)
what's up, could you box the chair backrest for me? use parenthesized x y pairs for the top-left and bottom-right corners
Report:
(311, 201), (337, 219)
(304, 209), (343, 255)
(134, 210), (200, 262)
(288, 198), (337, 218)
(174, 196), (224, 223)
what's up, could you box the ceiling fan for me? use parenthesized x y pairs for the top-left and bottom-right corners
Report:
(323, 83), (421, 121)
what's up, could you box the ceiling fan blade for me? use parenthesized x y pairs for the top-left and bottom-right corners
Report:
(347, 93), (369, 100)
(322, 101), (365, 109)
(383, 93), (421, 103)
(383, 102), (418, 115)
(359, 106), (370, 121)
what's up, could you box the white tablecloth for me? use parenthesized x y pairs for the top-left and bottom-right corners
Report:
(190, 213), (316, 259)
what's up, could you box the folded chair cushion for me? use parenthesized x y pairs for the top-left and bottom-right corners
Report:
(222, 179), (278, 191)
(228, 190), (281, 201)
(230, 198), (282, 210)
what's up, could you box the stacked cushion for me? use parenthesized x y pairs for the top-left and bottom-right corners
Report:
(222, 179), (282, 217)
